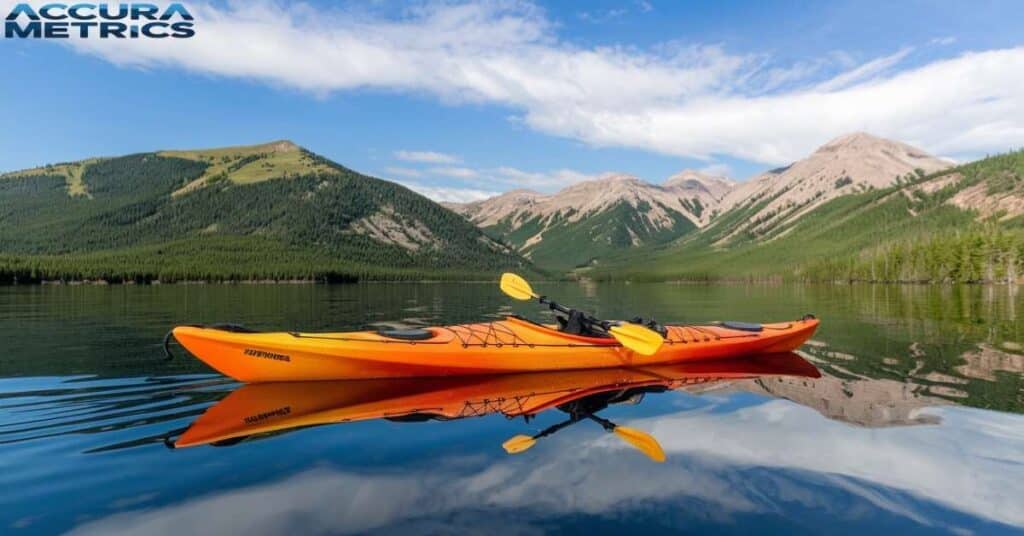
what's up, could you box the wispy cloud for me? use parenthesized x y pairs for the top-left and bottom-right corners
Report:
(578, 8), (628, 23)
(430, 166), (479, 179)
(814, 47), (913, 92)
(698, 163), (732, 177)
(394, 150), (461, 164)
(44, 0), (1024, 164)
(397, 181), (498, 203)
(401, 163), (603, 194)
(490, 166), (599, 190)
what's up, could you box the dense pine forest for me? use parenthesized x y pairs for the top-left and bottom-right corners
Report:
(0, 144), (532, 283)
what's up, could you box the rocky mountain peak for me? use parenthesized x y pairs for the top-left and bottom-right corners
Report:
(665, 169), (736, 199)
(716, 132), (952, 243)
(817, 131), (882, 151)
(565, 173), (643, 189)
(814, 132), (935, 161)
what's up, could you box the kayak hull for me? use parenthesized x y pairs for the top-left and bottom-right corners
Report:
(172, 316), (819, 382)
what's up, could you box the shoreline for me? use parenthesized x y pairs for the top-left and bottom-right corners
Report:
(0, 278), (1018, 287)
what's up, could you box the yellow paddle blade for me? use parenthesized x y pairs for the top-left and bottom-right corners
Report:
(608, 323), (664, 356)
(500, 273), (536, 301)
(613, 426), (666, 462)
(502, 434), (537, 454)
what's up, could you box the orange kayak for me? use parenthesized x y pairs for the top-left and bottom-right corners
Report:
(171, 315), (819, 382)
(173, 352), (820, 448)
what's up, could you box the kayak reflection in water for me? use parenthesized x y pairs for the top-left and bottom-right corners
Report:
(167, 353), (820, 462)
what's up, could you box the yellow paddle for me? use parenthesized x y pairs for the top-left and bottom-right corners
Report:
(502, 434), (537, 454)
(611, 426), (666, 462)
(501, 417), (666, 462)
(499, 272), (541, 301)
(499, 273), (664, 356)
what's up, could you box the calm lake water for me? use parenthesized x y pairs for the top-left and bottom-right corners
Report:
(1, 283), (1022, 534)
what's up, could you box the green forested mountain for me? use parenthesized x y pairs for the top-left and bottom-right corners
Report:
(591, 150), (1024, 283)
(0, 141), (531, 283)
(448, 172), (732, 270)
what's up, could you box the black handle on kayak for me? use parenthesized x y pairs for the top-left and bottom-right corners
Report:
(538, 296), (610, 330)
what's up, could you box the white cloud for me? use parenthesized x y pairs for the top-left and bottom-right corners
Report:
(578, 8), (628, 23)
(394, 150), (461, 164)
(814, 47), (913, 92)
(397, 181), (498, 203)
(384, 166), (423, 178)
(490, 166), (600, 190)
(66, 401), (1024, 535)
(698, 163), (732, 177)
(401, 164), (603, 195)
(430, 166), (479, 179)
(38, 0), (1024, 165)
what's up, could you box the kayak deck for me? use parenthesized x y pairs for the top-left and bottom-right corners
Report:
(172, 315), (819, 382)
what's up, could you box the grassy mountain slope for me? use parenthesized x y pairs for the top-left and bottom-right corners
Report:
(591, 150), (1024, 283)
(0, 143), (531, 283)
(483, 199), (698, 269)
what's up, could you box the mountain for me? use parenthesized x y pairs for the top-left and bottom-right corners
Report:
(448, 171), (735, 270)
(594, 147), (1024, 283)
(0, 141), (531, 283)
(663, 169), (737, 219)
(444, 130), (1017, 283)
(450, 132), (954, 273)
(712, 132), (952, 243)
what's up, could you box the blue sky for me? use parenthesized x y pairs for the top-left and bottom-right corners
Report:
(2, 0), (1023, 201)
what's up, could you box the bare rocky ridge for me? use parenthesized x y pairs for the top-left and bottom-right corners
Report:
(664, 169), (736, 204)
(717, 340), (1024, 427)
(348, 204), (440, 252)
(738, 368), (946, 427)
(448, 132), (954, 266)
(448, 170), (736, 256)
(715, 132), (952, 241)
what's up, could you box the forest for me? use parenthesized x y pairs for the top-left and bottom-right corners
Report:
(0, 149), (530, 283)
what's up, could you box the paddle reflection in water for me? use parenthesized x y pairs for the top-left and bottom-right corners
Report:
(168, 352), (820, 462)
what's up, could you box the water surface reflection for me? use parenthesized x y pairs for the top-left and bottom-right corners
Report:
(1, 283), (1022, 534)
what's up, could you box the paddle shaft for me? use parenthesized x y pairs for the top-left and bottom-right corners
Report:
(536, 296), (610, 331)
(532, 415), (583, 439)
(587, 414), (617, 431)
(531, 408), (614, 439)
(530, 410), (621, 442)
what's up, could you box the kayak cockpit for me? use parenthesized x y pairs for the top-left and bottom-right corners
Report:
(376, 328), (435, 341)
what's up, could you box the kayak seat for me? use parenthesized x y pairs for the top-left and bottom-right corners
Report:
(377, 328), (434, 341)
(555, 310), (610, 338)
(721, 321), (763, 332)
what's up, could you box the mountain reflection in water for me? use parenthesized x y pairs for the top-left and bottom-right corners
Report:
(2, 283), (1023, 534)
(47, 348), (1022, 536)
